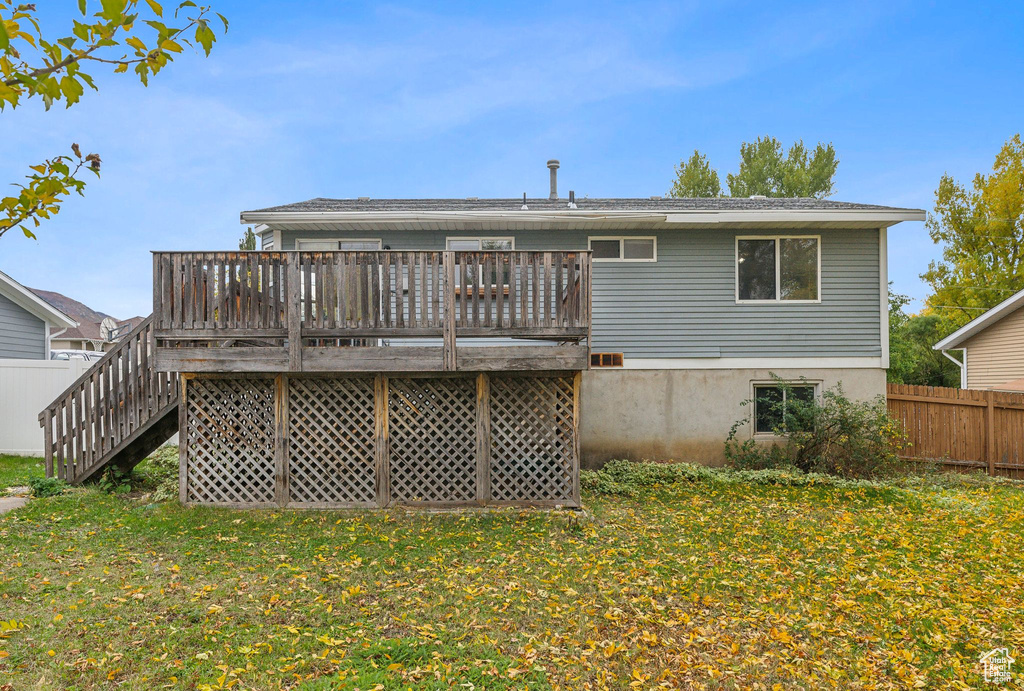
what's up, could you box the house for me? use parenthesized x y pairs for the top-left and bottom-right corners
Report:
(30, 287), (146, 353)
(0, 270), (77, 359)
(39, 162), (925, 509)
(243, 168), (924, 467)
(934, 287), (1024, 390)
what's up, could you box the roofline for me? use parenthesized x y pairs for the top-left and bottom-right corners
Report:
(934, 287), (1024, 350)
(0, 271), (78, 329)
(240, 208), (926, 227)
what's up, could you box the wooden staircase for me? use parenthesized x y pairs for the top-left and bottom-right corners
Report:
(39, 315), (179, 484)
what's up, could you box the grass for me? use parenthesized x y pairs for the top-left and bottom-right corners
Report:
(0, 461), (1022, 689)
(0, 454), (45, 490)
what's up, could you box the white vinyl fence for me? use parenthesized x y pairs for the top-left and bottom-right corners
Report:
(0, 358), (92, 456)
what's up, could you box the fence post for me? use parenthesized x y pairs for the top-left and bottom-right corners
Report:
(274, 374), (290, 507)
(986, 390), (996, 476)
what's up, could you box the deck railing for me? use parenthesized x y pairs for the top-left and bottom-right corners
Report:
(152, 250), (591, 343)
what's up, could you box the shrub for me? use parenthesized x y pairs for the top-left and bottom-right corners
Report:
(28, 476), (66, 498)
(146, 445), (179, 502)
(724, 377), (907, 479)
(580, 459), (901, 497)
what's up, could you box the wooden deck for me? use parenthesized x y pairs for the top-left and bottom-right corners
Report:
(152, 250), (591, 373)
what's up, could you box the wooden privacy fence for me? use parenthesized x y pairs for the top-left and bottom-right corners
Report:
(39, 315), (179, 483)
(887, 383), (1024, 478)
(179, 372), (581, 508)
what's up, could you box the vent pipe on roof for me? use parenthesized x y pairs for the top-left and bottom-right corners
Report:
(547, 159), (559, 200)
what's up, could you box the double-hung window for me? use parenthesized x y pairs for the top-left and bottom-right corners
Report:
(736, 236), (819, 302)
(753, 383), (817, 434)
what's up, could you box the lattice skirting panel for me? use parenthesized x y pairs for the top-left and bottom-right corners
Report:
(180, 372), (580, 508)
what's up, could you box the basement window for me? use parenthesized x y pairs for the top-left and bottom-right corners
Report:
(752, 383), (817, 434)
(590, 353), (624, 368)
(588, 237), (656, 262)
(736, 236), (819, 302)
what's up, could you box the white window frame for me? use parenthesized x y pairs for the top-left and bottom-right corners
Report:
(445, 236), (516, 251)
(749, 379), (821, 438)
(587, 236), (657, 263)
(295, 238), (383, 250)
(735, 235), (821, 304)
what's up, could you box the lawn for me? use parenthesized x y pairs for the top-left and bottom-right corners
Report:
(0, 454), (45, 490)
(0, 460), (1022, 690)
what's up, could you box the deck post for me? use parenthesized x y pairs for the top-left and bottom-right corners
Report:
(476, 373), (491, 505)
(274, 374), (290, 506)
(178, 374), (188, 505)
(572, 371), (582, 505)
(286, 254), (302, 372)
(42, 409), (53, 478)
(442, 251), (457, 371)
(374, 374), (390, 507)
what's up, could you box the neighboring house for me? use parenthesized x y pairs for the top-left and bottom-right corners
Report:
(30, 287), (145, 353)
(242, 172), (924, 466)
(934, 287), (1024, 391)
(0, 270), (77, 359)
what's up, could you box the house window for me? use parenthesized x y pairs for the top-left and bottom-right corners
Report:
(295, 239), (382, 250)
(753, 383), (817, 434)
(446, 237), (514, 252)
(446, 238), (515, 288)
(736, 236), (819, 302)
(588, 237), (656, 262)
(590, 352), (624, 368)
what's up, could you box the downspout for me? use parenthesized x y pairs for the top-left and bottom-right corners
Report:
(941, 349), (967, 389)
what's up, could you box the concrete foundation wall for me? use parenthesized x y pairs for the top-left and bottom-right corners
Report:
(579, 367), (887, 468)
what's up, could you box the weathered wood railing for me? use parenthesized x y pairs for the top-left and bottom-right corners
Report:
(152, 251), (591, 372)
(39, 315), (179, 482)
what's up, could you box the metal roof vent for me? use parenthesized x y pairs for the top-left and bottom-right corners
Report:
(567, 190), (577, 210)
(358, 196), (370, 201)
(547, 159), (559, 200)
(521, 193), (528, 211)
(466, 196), (478, 201)
(749, 194), (767, 199)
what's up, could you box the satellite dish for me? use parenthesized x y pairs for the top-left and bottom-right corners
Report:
(100, 317), (119, 341)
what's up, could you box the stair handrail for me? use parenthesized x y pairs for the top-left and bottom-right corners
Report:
(39, 314), (178, 482)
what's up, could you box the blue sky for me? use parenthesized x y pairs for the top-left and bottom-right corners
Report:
(2, 1), (1022, 318)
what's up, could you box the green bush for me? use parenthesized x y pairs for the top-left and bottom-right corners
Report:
(580, 459), (901, 497)
(146, 445), (179, 502)
(724, 378), (907, 479)
(28, 476), (66, 498)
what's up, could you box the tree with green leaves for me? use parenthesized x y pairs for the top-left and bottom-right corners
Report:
(726, 137), (838, 198)
(0, 1), (227, 240)
(238, 226), (256, 250)
(668, 137), (838, 199)
(921, 134), (1024, 332)
(887, 288), (961, 387)
(667, 150), (721, 198)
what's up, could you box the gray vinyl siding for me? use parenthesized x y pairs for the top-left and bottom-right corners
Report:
(277, 228), (882, 359)
(0, 292), (46, 359)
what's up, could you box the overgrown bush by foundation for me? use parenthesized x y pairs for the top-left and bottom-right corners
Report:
(725, 379), (907, 479)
